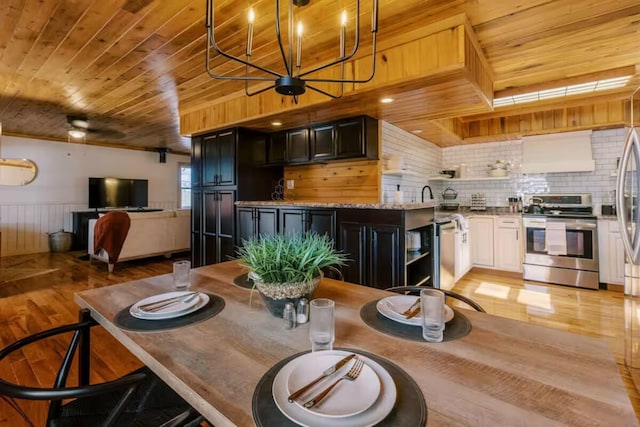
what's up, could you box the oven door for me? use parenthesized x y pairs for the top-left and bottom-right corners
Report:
(523, 216), (598, 271)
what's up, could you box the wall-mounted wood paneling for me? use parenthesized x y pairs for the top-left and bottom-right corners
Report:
(284, 160), (380, 203)
(180, 15), (494, 146)
(462, 99), (640, 143)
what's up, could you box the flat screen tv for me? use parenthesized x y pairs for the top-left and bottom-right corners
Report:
(88, 177), (149, 209)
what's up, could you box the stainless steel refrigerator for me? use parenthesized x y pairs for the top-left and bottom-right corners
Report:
(616, 124), (640, 371)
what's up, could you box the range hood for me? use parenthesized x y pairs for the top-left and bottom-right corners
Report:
(521, 130), (595, 173)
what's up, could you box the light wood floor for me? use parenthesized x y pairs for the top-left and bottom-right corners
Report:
(0, 254), (639, 425)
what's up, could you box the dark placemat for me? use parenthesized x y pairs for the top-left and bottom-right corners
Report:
(360, 299), (471, 342)
(252, 348), (426, 427)
(233, 273), (254, 289)
(114, 293), (225, 332)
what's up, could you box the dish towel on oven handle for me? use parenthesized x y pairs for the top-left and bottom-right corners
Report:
(545, 222), (567, 256)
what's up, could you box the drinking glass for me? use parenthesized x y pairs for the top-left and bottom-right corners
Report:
(309, 298), (335, 351)
(173, 260), (191, 291)
(420, 289), (445, 342)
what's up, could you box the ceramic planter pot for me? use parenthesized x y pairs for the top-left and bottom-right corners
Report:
(252, 273), (321, 318)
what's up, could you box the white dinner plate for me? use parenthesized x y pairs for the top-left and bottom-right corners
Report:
(287, 353), (380, 418)
(273, 350), (397, 427)
(130, 292), (208, 320)
(376, 295), (454, 326)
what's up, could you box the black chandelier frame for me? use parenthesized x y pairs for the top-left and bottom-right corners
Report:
(205, 0), (379, 103)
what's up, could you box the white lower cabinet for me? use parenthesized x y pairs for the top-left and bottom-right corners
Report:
(599, 219), (624, 285)
(494, 217), (523, 272)
(454, 230), (471, 281)
(468, 215), (522, 273)
(469, 217), (494, 267)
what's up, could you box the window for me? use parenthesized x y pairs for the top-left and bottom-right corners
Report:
(180, 164), (191, 209)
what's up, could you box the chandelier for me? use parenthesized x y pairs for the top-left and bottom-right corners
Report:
(205, 0), (379, 103)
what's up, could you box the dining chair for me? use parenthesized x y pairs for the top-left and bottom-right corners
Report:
(0, 309), (202, 427)
(385, 286), (486, 312)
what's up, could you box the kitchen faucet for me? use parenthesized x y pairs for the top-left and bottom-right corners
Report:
(421, 185), (434, 202)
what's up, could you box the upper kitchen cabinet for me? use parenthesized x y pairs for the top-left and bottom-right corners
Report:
(191, 136), (203, 188)
(267, 132), (287, 165)
(202, 130), (236, 187)
(310, 124), (335, 161)
(335, 116), (377, 159)
(266, 115), (378, 166)
(287, 128), (310, 163)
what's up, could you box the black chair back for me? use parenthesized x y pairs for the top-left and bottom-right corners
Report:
(385, 286), (486, 313)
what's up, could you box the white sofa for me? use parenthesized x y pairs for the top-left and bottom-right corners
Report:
(88, 209), (190, 272)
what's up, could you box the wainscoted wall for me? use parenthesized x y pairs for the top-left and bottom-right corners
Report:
(380, 121), (442, 203)
(0, 136), (188, 256)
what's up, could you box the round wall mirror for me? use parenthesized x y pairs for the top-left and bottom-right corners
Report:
(0, 158), (38, 186)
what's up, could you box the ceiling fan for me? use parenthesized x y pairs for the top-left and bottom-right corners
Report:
(65, 115), (125, 140)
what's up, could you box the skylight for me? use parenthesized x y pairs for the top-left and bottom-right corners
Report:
(493, 76), (631, 107)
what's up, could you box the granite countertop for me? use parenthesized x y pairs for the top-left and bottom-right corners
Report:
(436, 207), (522, 217)
(235, 200), (438, 210)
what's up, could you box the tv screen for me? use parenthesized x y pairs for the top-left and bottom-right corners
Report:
(89, 177), (148, 209)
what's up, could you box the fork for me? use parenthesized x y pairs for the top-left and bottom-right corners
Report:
(140, 293), (199, 313)
(303, 359), (365, 409)
(402, 297), (420, 316)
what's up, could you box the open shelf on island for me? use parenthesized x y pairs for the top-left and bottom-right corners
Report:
(406, 250), (430, 265)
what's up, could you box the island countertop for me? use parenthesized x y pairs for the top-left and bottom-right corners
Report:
(74, 261), (637, 426)
(235, 200), (438, 210)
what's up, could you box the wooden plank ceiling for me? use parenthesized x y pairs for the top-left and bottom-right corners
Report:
(1, 0), (639, 152)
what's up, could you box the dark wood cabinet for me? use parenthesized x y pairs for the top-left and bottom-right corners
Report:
(335, 116), (378, 159)
(368, 225), (402, 289)
(201, 190), (236, 265)
(338, 222), (401, 289)
(267, 132), (286, 165)
(237, 207), (278, 242)
(191, 136), (202, 188)
(310, 124), (335, 161)
(202, 131), (236, 186)
(286, 128), (310, 163)
(192, 128), (283, 266)
(280, 208), (336, 240)
(264, 115), (378, 166)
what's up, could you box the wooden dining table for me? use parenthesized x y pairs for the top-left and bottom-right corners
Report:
(74, 260), (638, 426)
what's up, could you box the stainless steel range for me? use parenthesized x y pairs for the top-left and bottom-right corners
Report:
(522, 193), (599, 289)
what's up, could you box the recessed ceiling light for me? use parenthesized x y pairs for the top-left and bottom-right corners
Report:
(412, 129), (423, 134)
(271, 121), (283, 126)
(493, 75), (631, 107)
(379, 97), (394, 104)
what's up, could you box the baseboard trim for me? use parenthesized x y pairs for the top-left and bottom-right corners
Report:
(469, 267), (523, 279)
(607, 283), (624, 292)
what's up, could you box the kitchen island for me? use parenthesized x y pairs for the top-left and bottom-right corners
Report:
(74, 260), (637, 426)
(236, 201), (436, 289)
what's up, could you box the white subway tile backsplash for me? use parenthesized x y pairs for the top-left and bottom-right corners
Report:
(381, 123), (625, 209)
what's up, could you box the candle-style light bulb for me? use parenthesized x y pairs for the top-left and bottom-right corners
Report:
(340, 11), (346, 58)
(296, 22), (303, 68)
(246, 8), (255, 57)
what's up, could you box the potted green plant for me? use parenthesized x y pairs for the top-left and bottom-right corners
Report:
(237, 232), (348, 317)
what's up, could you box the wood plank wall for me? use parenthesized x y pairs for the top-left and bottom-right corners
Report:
(462, 99), (640, 142)
(283, 160), (381, 203)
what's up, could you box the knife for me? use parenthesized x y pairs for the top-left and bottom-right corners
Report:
(406, 306), (421, 319)
(138, 292), (197, 311)
(287, 354), (356, 403)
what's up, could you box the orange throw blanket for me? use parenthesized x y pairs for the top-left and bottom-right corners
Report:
(93, 211), (131, 264)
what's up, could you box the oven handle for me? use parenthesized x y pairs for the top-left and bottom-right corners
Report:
(524, 222), (597, 231)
